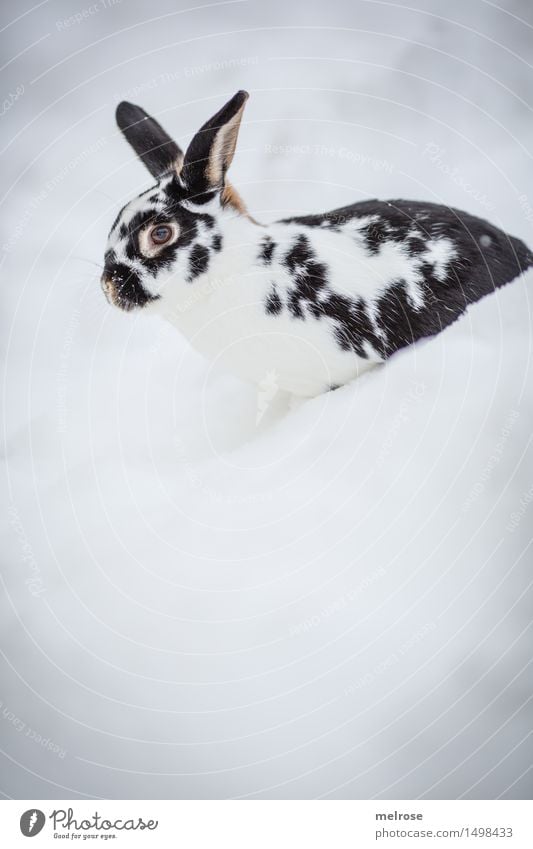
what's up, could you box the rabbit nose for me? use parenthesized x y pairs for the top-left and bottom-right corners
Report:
(101, 260), (155, 311)
(101, 261), (125, 303)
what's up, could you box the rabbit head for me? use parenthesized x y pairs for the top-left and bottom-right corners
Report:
(102, 90), (249, 312)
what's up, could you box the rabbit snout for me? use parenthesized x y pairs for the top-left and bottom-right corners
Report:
(101, 259), (156, 312)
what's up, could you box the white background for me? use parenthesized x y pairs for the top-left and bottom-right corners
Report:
(1, 0), (532, 799)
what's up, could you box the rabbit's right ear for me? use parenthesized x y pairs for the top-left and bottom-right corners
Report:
(116, 102), (184, 180)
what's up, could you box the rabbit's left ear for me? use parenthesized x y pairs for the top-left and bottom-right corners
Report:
(181, 90), (248, 197)
(116, 102), (184, 179)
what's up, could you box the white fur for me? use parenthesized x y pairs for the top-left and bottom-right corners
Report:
(106, 186), (459, 397)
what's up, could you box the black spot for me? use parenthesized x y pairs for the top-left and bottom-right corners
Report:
(405, 235), (428, 256)
(360, 218), (389, 254)
(196, 212), (215, 229)
(359, 216), (427, 256)
(211, 233), (223, 252)
(281, 197), (533, 353)
(265, 285), (282, 315)
(258, 236), (276, 265)
(173, 208), (199, 248)
(325, 295), (381, 358)
(118, 272), (156, 309)
(296, 260), (327, 299)
(288, 291), (304, 319)
(139, 242), (180, 277)
(160, 175), (188, 205)
(187, 243), (210, 281)
(282, 234), (329, 321)
(125, 209), (160, 244)
(375, 281), (421, 354)
(278, 232), (382, 356)
(124, 240), (137, 261)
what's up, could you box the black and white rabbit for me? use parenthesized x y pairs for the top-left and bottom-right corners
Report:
(102, 90), (532, 397)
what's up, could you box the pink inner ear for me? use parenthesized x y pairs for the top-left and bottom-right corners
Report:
(181, 91), (249, 194)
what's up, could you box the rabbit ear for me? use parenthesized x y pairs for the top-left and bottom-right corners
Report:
(181, 91), (248, 196)
(116, 102), (184, 179)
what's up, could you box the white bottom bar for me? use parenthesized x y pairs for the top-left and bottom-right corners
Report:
(1, 800), (532, 847)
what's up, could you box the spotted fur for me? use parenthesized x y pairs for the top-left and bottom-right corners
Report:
(102, 92), (533, 396)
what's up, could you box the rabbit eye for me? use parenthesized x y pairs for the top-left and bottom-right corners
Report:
(150, 224), (173, 245)
(139, 221), (178, 257)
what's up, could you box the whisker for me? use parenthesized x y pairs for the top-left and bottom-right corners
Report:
(72, 256), (104, 271)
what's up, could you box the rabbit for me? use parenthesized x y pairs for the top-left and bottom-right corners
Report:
(102, 90), (533, 398)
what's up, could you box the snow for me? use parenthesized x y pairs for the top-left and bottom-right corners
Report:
(1, 0), (532, 799)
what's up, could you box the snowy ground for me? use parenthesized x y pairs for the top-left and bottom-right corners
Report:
(1, 0), (533, 799)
